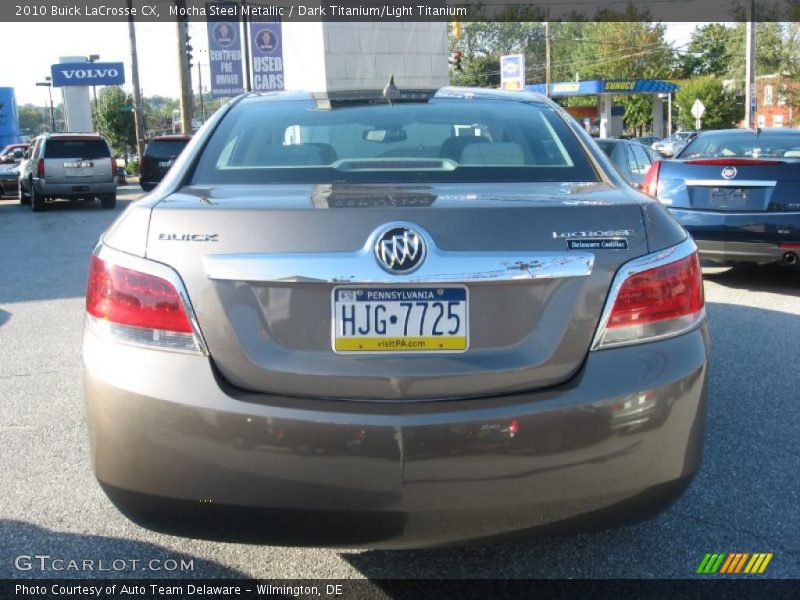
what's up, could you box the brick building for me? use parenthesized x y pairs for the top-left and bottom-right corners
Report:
(754, 75), (798, 128)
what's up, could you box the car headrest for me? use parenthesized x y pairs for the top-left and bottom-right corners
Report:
(439, 136), (489, 161)
(256, 144), (325, 166)
(460, 142), (525, 166)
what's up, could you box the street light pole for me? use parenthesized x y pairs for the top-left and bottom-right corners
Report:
(36, 78), (56, 132)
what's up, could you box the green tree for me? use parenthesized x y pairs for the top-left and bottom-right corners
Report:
(674, 77), (739, 130)
(452, 54), (500, 88)
(679, 23), (735, 78)
(94, 86), (135, 155)
(17, 104), (44, 136)
(724, 21), (792, 79)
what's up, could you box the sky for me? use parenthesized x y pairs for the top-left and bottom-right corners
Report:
(1, 21), (704, 106)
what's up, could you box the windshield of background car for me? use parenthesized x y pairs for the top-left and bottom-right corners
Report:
(44, 139), (110, 159)
(145, 140), (189, 160)
(679, 132), (800, 159)
(191, 98), (600, 184)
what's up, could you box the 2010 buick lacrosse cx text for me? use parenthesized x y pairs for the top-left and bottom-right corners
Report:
(83, 86), (708, 548)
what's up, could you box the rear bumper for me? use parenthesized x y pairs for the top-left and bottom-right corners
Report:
(33, 180), (116, 197)
(669, 207), (800, 264)
(83, 325), (709, 548)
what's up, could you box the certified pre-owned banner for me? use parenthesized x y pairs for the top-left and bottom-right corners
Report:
(50, 62), (125, 87)
(206, 1), (245, 98)
(250, 20), (284, 92)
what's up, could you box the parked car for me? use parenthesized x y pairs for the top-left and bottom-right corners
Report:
(18, 133), (116, 211)
(116, 165), (128, 185)
(84, 87), (708, 548)
(633, 136), (661, 147)
(0, 143), (29, 164)
(643, 128), (800, 266)
(595, 138), (660, 189)
(652, 131), (696, 157)
(139, 134), (191, 191)
(0, 163), (19, 196)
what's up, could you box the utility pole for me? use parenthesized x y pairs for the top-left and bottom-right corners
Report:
(544, 9), (551, 98)
(197, 62), (206, 122)
(127, 0), (145, 164)
(176, 0), (193, 134)
(745, 0), (756, 129)
(242, 0), (252, 91)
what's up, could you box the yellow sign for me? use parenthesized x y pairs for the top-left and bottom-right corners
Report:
(553, 83), (580, 93)
(604, 81), (636, 91)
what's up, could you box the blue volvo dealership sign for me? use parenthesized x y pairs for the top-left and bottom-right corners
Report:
(50, 62), (125, 87)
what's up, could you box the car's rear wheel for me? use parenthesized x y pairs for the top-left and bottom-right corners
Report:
(30, 187), (44, 212)
(100, 194), (117, 210)
(140, 182), (155, 192)
(19, 180), (30, 205)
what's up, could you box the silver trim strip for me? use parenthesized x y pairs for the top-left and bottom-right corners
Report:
(204, 222), (595, 284)
(590, 237), (703, 351)
(92, 242), (209, 356)
(668, 208), (800, 216)
(684, 179), (776, 187)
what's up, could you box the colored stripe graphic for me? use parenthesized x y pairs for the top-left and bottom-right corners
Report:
(701, 552), (774, 575)
(758, 553), (773, 573)
(721, 553), (749, 573)
(697, 553), (725, 574)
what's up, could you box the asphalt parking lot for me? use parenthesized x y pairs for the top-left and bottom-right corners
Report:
(0, 188), (798, 579)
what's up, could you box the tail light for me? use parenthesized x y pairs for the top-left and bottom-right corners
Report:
(111, 158), (117, 176)
(592, 239), (705, 350)
(85, 252), (204, 353)
(36, 158), (45, 178)
(642, 160), (660, 197)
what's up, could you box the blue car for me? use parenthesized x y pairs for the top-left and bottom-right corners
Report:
(643, 128), (800, 267)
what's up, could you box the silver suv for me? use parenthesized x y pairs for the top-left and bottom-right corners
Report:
(19, 133), (117, 212)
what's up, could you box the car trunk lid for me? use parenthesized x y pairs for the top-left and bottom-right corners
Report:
(145, 182), (651, 401)
(659, 159), (800, 212)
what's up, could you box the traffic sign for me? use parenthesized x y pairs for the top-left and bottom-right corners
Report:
(691, 99), (705, 119)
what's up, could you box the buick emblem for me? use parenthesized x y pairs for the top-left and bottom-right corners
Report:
(721, 166), (737, 180)
(374, 226), (426, 274)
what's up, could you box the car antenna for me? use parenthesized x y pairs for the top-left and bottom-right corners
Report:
(383, 75), (399, 106)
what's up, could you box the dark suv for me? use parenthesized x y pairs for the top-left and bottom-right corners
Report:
(139, 135), (191, 192)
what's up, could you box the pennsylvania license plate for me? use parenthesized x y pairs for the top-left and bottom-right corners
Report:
(332, 286), (469, 353)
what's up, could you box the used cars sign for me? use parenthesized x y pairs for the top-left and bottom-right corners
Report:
(50, 62), (125, 87)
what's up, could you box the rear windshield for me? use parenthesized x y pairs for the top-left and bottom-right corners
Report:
(45, 139), (110, 159)
(145, 140), (189, 160)
(596, 141), (616, 157)
(680, 132), (800, 159)
(191, 98), (600, 184)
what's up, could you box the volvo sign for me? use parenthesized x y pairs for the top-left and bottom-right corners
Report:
(50, 62), (125, 87)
